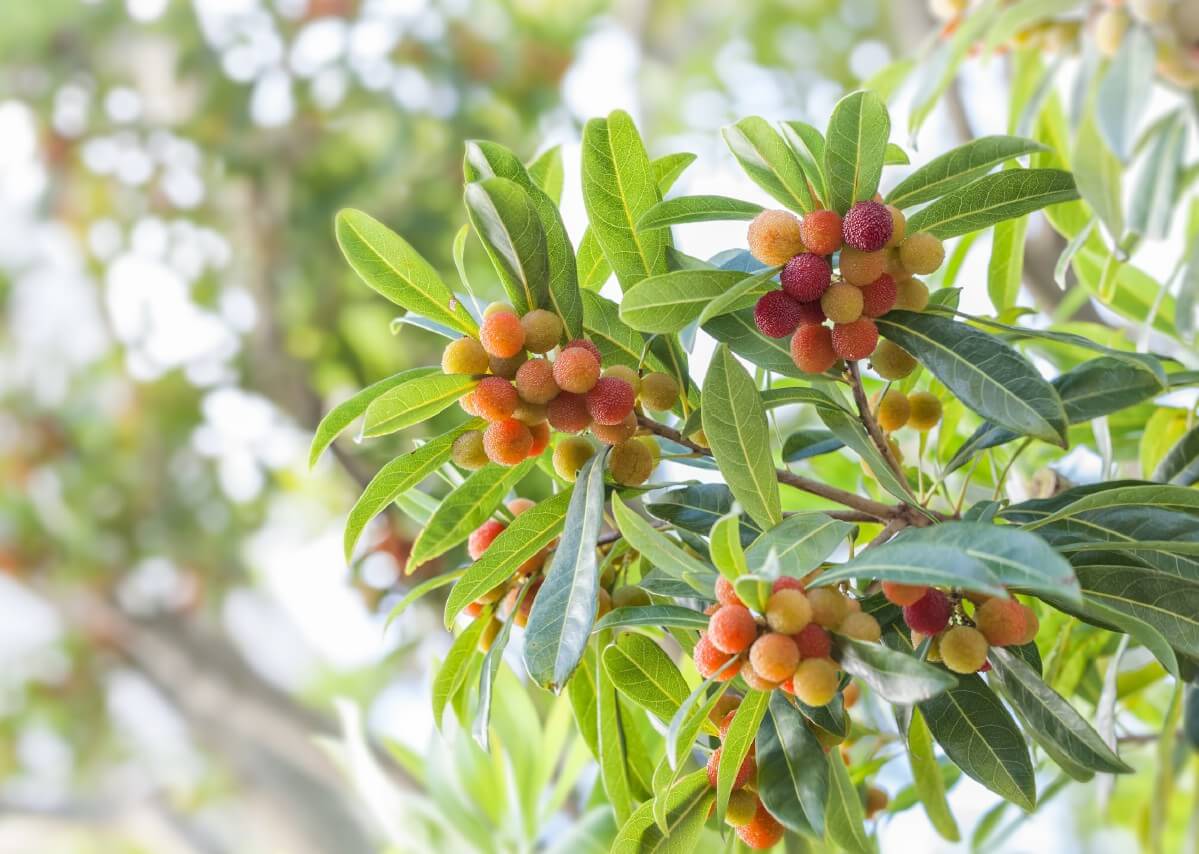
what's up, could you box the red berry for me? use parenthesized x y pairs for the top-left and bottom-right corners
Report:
(553, 347), (600, 394)
(860, 273), (897, 318)
(772, 577), (805, 593)
(793, 623), (832, 659)
(831, 318), (879, 361)
(903, 588), (953, 635)
(754, 290), (804, 338)
(737, 799), (785, 850)
(708, 604), (758, 655)
(474, 376), (519, 421)
(795, 299), (826, 326)
(546, 392), (591, 433)
(694, 633), (739, 681)
(479, 311), (526, 358)
(716, 575), (743, 607)
(585, 376), (636, 425)
(706, 746), (756, 790)
(468, 519), (507, 560)
(563, 338), (602, 362)
(842, 200), (893, 252)
(483, 419), (534, 466)
(780, 253), (832, 302)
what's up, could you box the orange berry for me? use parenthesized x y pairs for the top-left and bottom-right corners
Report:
(899, 232), (945, 275)
(894, 277), (930, 312)
(480, 310), (526, 358)
(607, 438), (654, 486)
(882, 582), (928, 607)
(884, 205), (906, 249)
(839, 247), (887, 286)
(874, 389), (911, 432)
(749, 632), (801, 683)
(975, 597), (1028, 647)
(591, 411), (637, 445)
(552, 435), (595, 481)
(483, 419), (533, 466)
(870, 340), (918, 380)
(708, 604), (758, 655)
(726, 790), (759, 828)
(474, 376), (518, 421)
(514, 359), (560, 404)
(821, 282), (865, 324)
(586, 377), (636, 425)
(716, 576), (743, 607)
(552, 347), (600, 394)
(790, 324), (838, 374)
(808, 588), (850, 628)
(563, 338), (602, 362)
(864, 785), (889, 818)
(907, 391), (942, 431)
(468, 519), (507, 559)
(843, 681), (861, 709)
(694, 633), (739, 681)
(736, 799), (785, 850)
(831, 318), (879, 361)
(800, 209), (843, 255)
(519, 309), (563, 353)
(772, 577), (805, 593)
(488, 350), (527, 379)
(527, 421), (550, 457)
(706, 746), (756, 790)
(748, 209), (805, 266)
(506, 497), (535, 516)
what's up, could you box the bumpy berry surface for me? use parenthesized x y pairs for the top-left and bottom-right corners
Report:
(903, 588), (952, 635)
(694, 633), (738, 681)
(740, 663), (780, 692)
(460, 391), (480, 416)
(546, 391), (591, 433)
(821, 282), (864, 324)
(894, 277), (930, 311)
(875, 389), (910, 432)
(552, 435), (595, 481)
(884, 204), (906, 248)
(882, 581), (928, 607)
(451, 429), (489, 470)
(907, 391), (943, 431)
(749, 632), (800, 682)
(831, 318), (879, 361)
(860, 273), (897, 317)
(975, 598), (1028, 647)
(483, 418), (533, 465)
(808, 588), (850, 628)
(794, 623), (832, 659)
(800, 209), (843, 255)
(899, 232), (945, 275)
(765, 589), (812, 634)
(591, 412), (637, 445)
(842, 200), (893, 252)
(603, 364), (640, 395)
(552, 347), (600, 394)
(608, 438), (654, 485)
(514, 359), (559, 404)
(706, 746), (756, 790)
(754, 290), (804, 338)
(772, 577), (805, 594)
(527, 421), (550, 457)
(519, 309), (563, 353)
(708, 604), (758, 655)
(489, 351), (528, 379)
(716, 576), (743, 607)
(839, 612), (881, 642)
(563, 338), (602, 362)
(468, 519), (507, 560)
(474, 376), (519, 421)
(512, 399), (546, 425)
(747, 209), (806, 266)
(780, 253), (833, 302)
(791, 658), (839, 707)
(795, 299), (826, 326)
(479, 310), (526, 358)
(638, 371), (680, 411)
(737, 800), (785, 850)
(483, 301), (515, 317)
(790, 324), (838, 374)
(1017, 606), (1039, 645)
(586, 377), (636, 425)
(725, 790), (759, 828)
(870, 340), (918, 380)
(441, 337), (489, 375)
(839, 247), (887, 286)
(940, 626), (989, 674)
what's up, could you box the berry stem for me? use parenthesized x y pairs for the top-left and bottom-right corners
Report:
(846, 361), (909, 485)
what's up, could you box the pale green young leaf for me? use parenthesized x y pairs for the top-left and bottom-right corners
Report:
(362, 373), (478, 438)
(823, 89), (890, 214)
(904, 168), (1080, 239)
(722, 116), (814, 213)
(636, 195), (763, 230)
(907, 709), (960, 841)
(708, 510), (748, 580)
(716, 690), (769, 822)
(527, 145), (564, 204)
(309, 367), (437, 467)
(620, 269), (764, 333)
(431, 616), (488, 728)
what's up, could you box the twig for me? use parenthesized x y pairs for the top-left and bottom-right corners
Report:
(846, 361), (907, 483)
(866, 517), (907, 549)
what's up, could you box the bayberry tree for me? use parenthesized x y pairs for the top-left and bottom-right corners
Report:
(317, 88), (1195, 851)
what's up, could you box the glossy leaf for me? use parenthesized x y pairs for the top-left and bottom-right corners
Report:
(779, 119), (827, 206)
(1073, 109), (1125, 241)
(825, 747), (873, 854)
(580, 290), (669, 374)
(644, 483), (763, 542)
(907, 708), (960, 842)
(620, 269), (763, 333)
(835, 636), (957, 704)
(696, 265), (782, 327)
(636, 195), (763, 229)
(709, 510), (749, 580)
(716, 690), (770, 822)
(666, 678), (728, 771)
(593, 605), (710, 633)
(886, 135), (1046, 209)
(384, 569), (464, 631)
(431, 616), (487, 728)
(309, 367), (437, 467)
(612, 494), (712, 588)
(812, 540), (1007, 597)
(464, 176), (550, 316)
(756, 691), (827, 834)
(722, 116), (814, 213)
(611, 770), (712, 854)
(603, 633), (690, 723)
(1154, 425), (1199, 486)
(904, 168), (1080, 239)
(1072, 562), (1199, 658)
(362, 373), (478, 438)
(527, 145), (564, 203)
(823, 89), (890, 214)
(746, 513), (855, 579)
(781, 428), (845, 462)
(597, 639), (635, 823)
(987, 213), (1028, 314)
(702, 308), (804, 378)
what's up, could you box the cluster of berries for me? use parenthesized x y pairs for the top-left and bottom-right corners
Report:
(883, 583), (1039, 674)
(746, 201), (944, 378)
(693, 576), (881, 707)
(872, 389), (943, 434)
(443, 303), (680, 486)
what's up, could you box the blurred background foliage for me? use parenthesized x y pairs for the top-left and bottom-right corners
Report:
(1, 0), (1195, 852)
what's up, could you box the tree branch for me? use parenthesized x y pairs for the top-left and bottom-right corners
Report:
(846, 361), (908, 483)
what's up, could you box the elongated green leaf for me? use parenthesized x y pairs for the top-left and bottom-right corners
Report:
(580, 290), (670, 376)
(384, 569), (463, 631)
(611, 770), (713, 854)
(907, 709), (960, 842)
(702, 308), (804, 378)
(524, 451), (608, 690)
(756, 692), (827, 834)
(709, 510), (749, 580)
(335, 209), (477, 336)
(527, 145), (564, 203)
(474, 587), (527, 749)
(876, 311), (1067, 445)
(362, 373), (478, 438)
(1154, 425), (1199, 486)
(406, 459), (536, 574)
(835, 636), (957, 704)
(781, 428), (844, 462)
(309, 367), (437, 467)
(823, 89), (890, 214)
(569, 644), (600, 757)
(464, 176), (550, 316)
(1130, 109), (1187, 239)
(666, 678), (727, 771)
(612, 494), (712, 588)
(696, 266), (782, 326)
(1013, 482), (1199, 526)
(597, 637), (635, 823)
(1096, 25), (1156, 162)
(779, 120), (827, 206)
(344, 422), (479, 561)
(432, 615), (487, 727)
(582, 110), (669, 291)
(702, 344), (782, 530)
(620, 269), (763, 333)
(746, 513), (855, 579)
(987, 213), (1028, 314)
(904, 168), (1080, 239)
(825, 747), (873, 854)
(722, 117), (814, 213)
(577, 229), (610, 291)
(637, 195), (763, 229)
(717, 690), (770, 822)
(918, 674), (1036, 810)
(815, 399), (916, 504)
(644, 483), (763, 542)
(603, 633), (691, 722)
(1072, 562), (1199, 658)
(813, 540), (1006, 597)
(1073, 109), (1125, 241)
(443, 489), (572, 625)
(886, 135), (1046, 209)
(593, 605), (710, 634)
(652, 152), (697, 191)
(885, 142), (910, 165)
(988, 647), (1132, 774)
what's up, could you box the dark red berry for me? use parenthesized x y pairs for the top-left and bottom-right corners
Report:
(842, 201), (893, 252)
(754, 290), (803, 338)
(780, 253), (832, 302)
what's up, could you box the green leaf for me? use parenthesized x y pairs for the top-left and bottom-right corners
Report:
(652, 152), (698, 191)
(443, 489), (572, 625)
(701, 344), (782, 530)
(569, 643), (600, 757)
(431, 615), (487, 728)
(344, 422), (479, 561)
(988, 647), (1133, 774)
(1096, 25), (1157, 162)
(644, 483), (764, 541)
(1073, 109), (1125, 241)
(709, 509), (749, 580)
(779, 120), (828, 206)
(985, 0), (1079, 49)
(814, 395), (917, 504)
(666, 678), (728, 771)
(722, 116), (814, 213)
(611, 770), (713, 854)
(885, 142), (910, 165)
(620, 269), (764, 333)
(696, 266), (782, 327)
(1072, 561), (1199, 658)
(474, 586), (528, 749)
(987, 213), (1028, 314)
(905, 168), (1080, 239)
(834, 636), (957, 704)
(524, 450), (608, 690)
(823, 89), (890, 214)
(907, 709), (960, 842)
(361, 373), (477, 438)
(309, 367), (437, 467)
(813, 540), (1006, 597)
(716, 690), (770, 822)
(1155, 425), (1199, 486)
(1130, 109), (1187, 239)
(746, 513), (856, 579)
(875, 311), (1067, 446)
(612, 494), (712, 590)
(527, 145), (564, 204)
(577, 229), (610, 291)
(384, 569), (463, 631)
(885, 135), (1046, 209)
(918, 674), (1036, 810)
(894, 522), (1080, 604)
(464, 176), (550, 317)
(702, 308), (805, 378)
(582, 110), (670, 291)
(825, 747), (873, 854)
(756, 692), (828, 834)
(581, 291), (667, 374)
(636, 195), (764, 229)
(1014, 482), (1199, 526)
(335, 209), (477, 336)
(603, 633), (691, 723)
(907, 0), (1001, 136)
(781, 428), (844, 462)
(406, 459), (536, 574)
(593, 605), (711, 633)
(597, 638), (635, 823)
